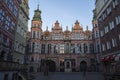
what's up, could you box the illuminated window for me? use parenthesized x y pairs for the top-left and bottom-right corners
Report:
(60, 44), (64, 54)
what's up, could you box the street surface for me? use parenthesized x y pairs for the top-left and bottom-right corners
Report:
(30, 72), (104, 80)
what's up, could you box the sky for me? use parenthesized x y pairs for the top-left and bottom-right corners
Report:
(28, 0), (95, 31)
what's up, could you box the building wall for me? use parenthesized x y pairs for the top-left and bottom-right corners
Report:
(0, 0), (22, 79)
(26, 6), (96, 72)
(94, 0), (120, 73)
(0, 0), (21, 61)
(13, 0), (29, 64)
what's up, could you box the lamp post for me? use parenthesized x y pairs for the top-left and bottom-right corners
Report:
(43, 36), (48, 76)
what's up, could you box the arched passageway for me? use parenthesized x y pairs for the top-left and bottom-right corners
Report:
(46, 60), (56, 72)
(80, 61), (87, 72)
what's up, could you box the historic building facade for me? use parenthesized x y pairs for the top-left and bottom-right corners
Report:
(94, 0), (120, 73)
(13, 0), (29, 64)
(0, 0), (23, 80)
(27, 5), (96, 72)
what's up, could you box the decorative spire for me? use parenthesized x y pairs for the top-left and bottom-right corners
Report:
(37, 3), (39, 10)
(32, 3), (42, 22)
(66, 26), (68, 31)
(46, 26), (48, 31)
(86, 25), (88, 30)
(75, 20), (79, 24)
(52, 24), (53, 28)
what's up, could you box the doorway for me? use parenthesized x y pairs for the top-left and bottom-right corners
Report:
(46, 60), (56, 72)
(80, 61), (87, 72)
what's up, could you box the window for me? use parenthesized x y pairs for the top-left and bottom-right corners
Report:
(33, 31), (35, 38)
(13, 5), (18, 16)
(115, 16), (120, 25)
(102, 11), (107, 20)
(112, 38), (117, 47)
(106, 41), (111, 49)
(60, 44), (64, 54)
(5, 16), (10, 30)
(109, 21), (115, 30)
(48, 44), (51, 53)
(0, 8), (5, 22)
(8, 0), (13, 11)
(105, 26), (109, 34)
(11, 21), (15, 32)
(98, 16), (102, 23)
(100, 30), (104, 37)
(41, 44), (45, 54)
(90, 44), (94, 53)
(95, 31), (99, 38)
(113, 0), (119, 8)
(102, 44), (106, 51)
(32, 43), (35, 52)
(107, 6), (112, 15)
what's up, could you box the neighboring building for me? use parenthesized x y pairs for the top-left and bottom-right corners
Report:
(0, 0), (22, 80)
(27, 5), (96, 72)
(94, 0), (120, 73)
(13, 0), (29, 64)
(92, 9), (101, 71)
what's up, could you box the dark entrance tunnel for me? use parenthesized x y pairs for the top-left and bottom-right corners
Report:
(46, 60), (56, 72)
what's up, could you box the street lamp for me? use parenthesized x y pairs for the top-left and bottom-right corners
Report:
(43, 35), (48, 76)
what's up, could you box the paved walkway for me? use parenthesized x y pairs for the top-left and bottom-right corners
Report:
(31, 72), (104, 80)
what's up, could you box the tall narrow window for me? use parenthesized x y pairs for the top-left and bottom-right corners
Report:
(113, 0), (119, 8)
(102, 44), (106, 51)
(116, 16), (120, 25)
(32, 43), (34, 53)
(41, 44), (45, 54)
(60, 44), (64, 54)
(33, 31), (35, 38)
(112, 39), (115, 47)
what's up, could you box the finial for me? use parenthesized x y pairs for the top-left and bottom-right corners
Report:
(46, 26), (48, 31)
(52, 24), (53, 28)
(86, 25), (88, 30)
(37, 3), (39, 10)
(72, 24), (73, 27)
(66, 26), (68, 31)
(56, 20), (58, 23)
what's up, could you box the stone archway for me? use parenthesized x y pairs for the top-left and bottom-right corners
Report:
(80, 61), (87, 72)
(46, 60), (56, 72)
(29, 66), (34, 72)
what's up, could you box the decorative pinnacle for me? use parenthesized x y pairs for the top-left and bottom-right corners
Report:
(86, 25), (88, 30)
(66, 26), (68, 31)
(46, 26), (48, 31)
(37, 3), (39, 10)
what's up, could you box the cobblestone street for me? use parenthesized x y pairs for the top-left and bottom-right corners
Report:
(31, 72), (104, 80)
